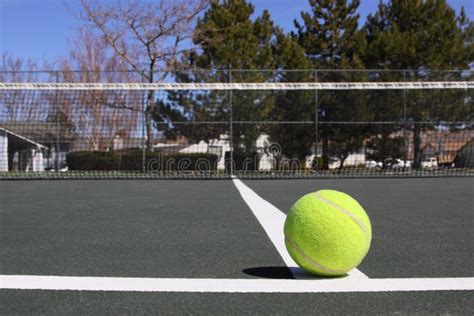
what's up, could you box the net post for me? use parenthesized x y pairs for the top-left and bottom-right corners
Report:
(229, 70), (234, 177)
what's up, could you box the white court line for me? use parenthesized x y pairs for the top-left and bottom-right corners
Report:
(1, 275), (473, 293)
(232, 178), (368, 280)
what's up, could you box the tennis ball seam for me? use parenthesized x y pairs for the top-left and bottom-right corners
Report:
(285, 236), (349, 275)
(313, 191), (371, 245)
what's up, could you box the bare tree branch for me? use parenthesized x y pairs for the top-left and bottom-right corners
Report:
(76, 0), (210, 150)
(57, 29), (141, 150)
(78, 0), (209, 76)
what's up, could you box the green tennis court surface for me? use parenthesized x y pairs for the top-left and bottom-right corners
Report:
(1, 178), (473, 314)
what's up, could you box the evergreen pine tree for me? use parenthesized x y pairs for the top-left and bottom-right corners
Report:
(294, 0), (368, 170)
(365, 0), (473, 168)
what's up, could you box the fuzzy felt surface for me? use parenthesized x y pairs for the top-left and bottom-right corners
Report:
(284, 190), (372, 276)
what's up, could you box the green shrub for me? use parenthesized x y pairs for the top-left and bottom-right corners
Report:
(311, 156), (323, 170)
(119, 149), (142, 171)
(162, 153), (219, 172)
(120, 149), (162, 171)
(122, 151), (218, 172)
(225, 150), (259, 172)
(66, 151), (121, 171)
(67, 150), (219, 172)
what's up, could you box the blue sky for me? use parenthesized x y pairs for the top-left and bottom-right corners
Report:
(1, 0), (473, 66)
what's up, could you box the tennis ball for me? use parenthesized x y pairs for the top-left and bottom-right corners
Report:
(284, 190), (372, 277)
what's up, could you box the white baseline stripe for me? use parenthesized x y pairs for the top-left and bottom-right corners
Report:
(1, 275), (473, 293)
(232, 178), (368, 280)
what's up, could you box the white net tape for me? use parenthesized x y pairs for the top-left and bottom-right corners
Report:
(0, 81), (472, 90)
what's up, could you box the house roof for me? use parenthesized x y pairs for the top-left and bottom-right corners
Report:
(0, 127), (47, 149)
(0, 121), (76, 143)
(422, 141), (469, 153)
(457, 138), (474, 153)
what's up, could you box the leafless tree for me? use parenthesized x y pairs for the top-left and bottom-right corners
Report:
(0, 53), (46, 122)
(58, 28), (142, 151)
(78, 0), (209, 150)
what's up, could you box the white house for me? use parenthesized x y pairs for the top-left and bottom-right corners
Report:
(154, 133), (276, 171)
(0, 127), (47, 172)
(328, 153), (366, 169)
(0, 129), (7, 172)
(255, 134), (274, 171)
(208, 135), (231, 170)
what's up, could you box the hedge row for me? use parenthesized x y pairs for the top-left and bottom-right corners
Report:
(66, 149), (220, 172)
(224, 151), (259, 171)
(66, 151), (121, 171)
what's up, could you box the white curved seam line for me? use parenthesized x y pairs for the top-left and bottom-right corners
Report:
(313, 192), (370, 243)
(285, 237), (348, 275)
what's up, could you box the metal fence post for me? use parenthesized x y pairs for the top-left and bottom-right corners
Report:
(229, 70), (234, 177)
(402, 70), (408, 166)
(55, 71), (60, 172)
(141, 72), (147, 174)
(314, 70), (319, 170)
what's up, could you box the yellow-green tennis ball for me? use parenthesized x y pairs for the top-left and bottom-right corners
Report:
(284, 190), (372, 277)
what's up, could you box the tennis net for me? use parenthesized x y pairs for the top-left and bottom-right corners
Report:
(0, 70), (472, 179)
